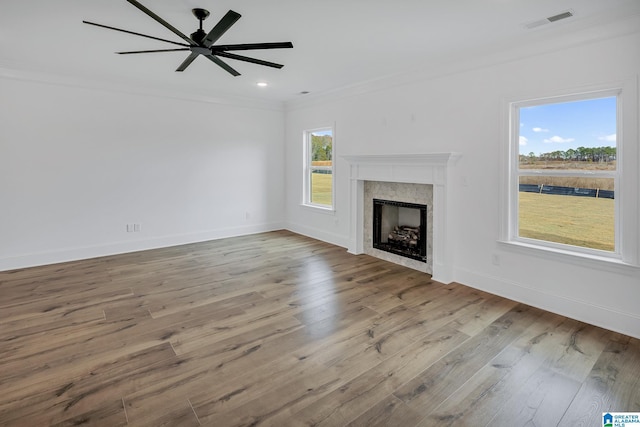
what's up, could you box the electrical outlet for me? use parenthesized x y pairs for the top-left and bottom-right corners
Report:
(492, 254), (501, 266)
(126, 223), (141, 232)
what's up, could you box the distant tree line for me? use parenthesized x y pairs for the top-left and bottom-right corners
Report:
(521, 146), (616, 163)
(311, 135), (333, 162)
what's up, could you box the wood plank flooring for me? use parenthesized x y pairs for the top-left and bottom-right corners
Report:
(1, 230), (639, 426)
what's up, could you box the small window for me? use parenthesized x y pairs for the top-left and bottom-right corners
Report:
(303, 128), (334, 209)
(510, 92), (620, 255)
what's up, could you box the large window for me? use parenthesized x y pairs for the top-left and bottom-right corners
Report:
(303, 128), (334, 209)
(509, 91), (624, 258)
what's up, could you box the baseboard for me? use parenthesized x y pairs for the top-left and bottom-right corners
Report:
(454, 266), (640, 340)
(285, 222), (350, 250)
(0, 222), (285, 272)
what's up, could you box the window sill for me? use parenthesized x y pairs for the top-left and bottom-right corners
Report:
(497, 239), (640, 276)
(300, 203), (335, 214)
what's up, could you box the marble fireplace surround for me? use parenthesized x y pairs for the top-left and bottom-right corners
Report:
(342, 153), (459, 284)
(365, 182), (433, 274)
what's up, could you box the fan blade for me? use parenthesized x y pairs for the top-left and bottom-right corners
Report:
(204, 55), (240, 76)
(126, 0), (196, 46)
(83, 21), (190, 47)
(176, 52), (199, 72)
(203, 10), (242, 47)
(215, 52), (283, 69)
(210, 42), (293, 51)
(117, 48), (191, 55)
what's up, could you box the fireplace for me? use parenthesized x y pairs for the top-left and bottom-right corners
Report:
(373, 199), (427, 262)
(342, 153), (459, 282)
(364, 181), (433, 273)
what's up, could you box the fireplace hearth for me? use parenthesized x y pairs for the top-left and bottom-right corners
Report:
(373, 199), (427, 262)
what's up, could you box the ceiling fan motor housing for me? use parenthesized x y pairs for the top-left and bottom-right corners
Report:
(191, 29), (207, 43)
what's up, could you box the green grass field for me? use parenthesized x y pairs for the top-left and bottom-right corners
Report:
(519, 192), (614, 251)
(311, 172), (333, 206)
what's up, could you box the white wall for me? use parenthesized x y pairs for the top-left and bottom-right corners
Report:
(284, 29), (640, 338)
(0, 75), (285, 270)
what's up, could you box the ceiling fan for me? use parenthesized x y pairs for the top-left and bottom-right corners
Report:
(83, 0), (293, 76)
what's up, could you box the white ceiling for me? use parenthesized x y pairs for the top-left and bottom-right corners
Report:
(1, 0), (639, 103)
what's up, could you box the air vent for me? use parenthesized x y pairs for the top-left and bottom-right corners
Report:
(523, 9), (575, 29)
(547, 10), (574, 22)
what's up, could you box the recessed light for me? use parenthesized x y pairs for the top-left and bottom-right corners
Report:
(257, 82), (268, 87)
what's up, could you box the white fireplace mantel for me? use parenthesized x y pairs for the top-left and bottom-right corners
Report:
(342, 153), (460, 283)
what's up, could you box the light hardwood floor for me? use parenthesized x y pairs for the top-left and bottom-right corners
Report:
(1, 230), (639, 426)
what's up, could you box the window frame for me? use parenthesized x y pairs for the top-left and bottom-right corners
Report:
(302, 126), (335, 211)
(501, 81), (639, 269)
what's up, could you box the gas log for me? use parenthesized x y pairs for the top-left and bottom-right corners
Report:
(388, 226), (420, 247)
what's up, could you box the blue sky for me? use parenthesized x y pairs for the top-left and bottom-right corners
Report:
(311, 129), (333, 137)
(519, 96), (616, 156)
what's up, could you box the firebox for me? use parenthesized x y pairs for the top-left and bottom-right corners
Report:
(373, 199), (427, 262)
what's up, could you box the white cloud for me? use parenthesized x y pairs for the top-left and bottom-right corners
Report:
(543, 135), (575, 144)
(598, 133), (616, 142)
(519, 136), (528, 146)
(532, 127), (549, 132)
